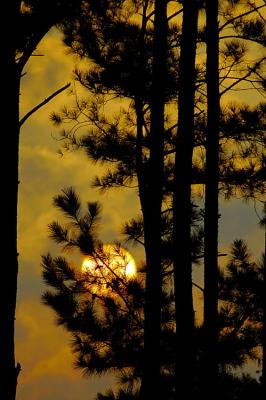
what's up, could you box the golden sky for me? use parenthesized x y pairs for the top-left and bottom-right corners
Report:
(17, 28), (141, 400)
(17, 26), (265, 399)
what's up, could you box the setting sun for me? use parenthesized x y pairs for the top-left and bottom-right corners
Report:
(82, 258), (96, 271)
(125, 259), (136, 278)
(81, 244), (136, 279)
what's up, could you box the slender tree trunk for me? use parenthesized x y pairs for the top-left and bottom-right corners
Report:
(173, 1), (198, 398)
(0, 3), (21, 399)
(203, 0), (220, 396)
(0, 6), (68, 399)
(262, 203), (266, 397)
(0, 3), (83, 399)
(139, 1), (167, 398)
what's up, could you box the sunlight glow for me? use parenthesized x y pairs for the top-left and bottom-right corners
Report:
(125, 259), (136, 278)
(82, 258), (96, 272)
(81, 244), (137, 279)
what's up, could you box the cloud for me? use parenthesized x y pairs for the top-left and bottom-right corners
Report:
(17, 374), (115, 400)
(16, 299), (115, 400)
(219, 198), (264, 256)
(20, 28), (75, 117)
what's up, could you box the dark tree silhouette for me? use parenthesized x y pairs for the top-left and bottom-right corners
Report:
(139, 1), (168, 398)
(201, 2), (265, 394)
(55, 2), (170, 396)
(172, 0), (199, 398)
(0, 1), (83, 398)
(42, 1), (265, 397)
(218, 240), (263, 370)
(260, 203), (266, 397)
(203, 0), (220, 396)
(0, 4), (21, 399)
(42, 189), (264, 399)
(42, 187), (177, 399)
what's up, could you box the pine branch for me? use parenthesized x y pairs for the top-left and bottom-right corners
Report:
(19, 83), (71, 127)
(53, 187), (81, 219)
(220, 56), (266, 96)
(220, 35), (266, 46)
(219, 4), (266, 32)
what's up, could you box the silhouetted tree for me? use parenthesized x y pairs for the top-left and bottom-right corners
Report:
(217, 373), (261, 400)
(201, 2), (265, 395)
(56, 2), (171, 396)
(139, 1), (168, 398)
(42, 187), (178, 399)
(0, 1), (84, 398)
(172, 1), (199, 398)
(0, 4), (21, 399)
(203, 0), (220, 396)
(260, 203), (266, 396)
(218, 240), (263, 370)
(42, 189), (264, 399)
(45, 1), (265, 397)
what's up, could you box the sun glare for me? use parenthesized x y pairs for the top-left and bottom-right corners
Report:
(82, 258), (96, 272)
(125, 259), (136, 278)
(81, 245), (137, 279)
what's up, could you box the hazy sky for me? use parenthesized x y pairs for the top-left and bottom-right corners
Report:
(17, 28), (265, 400)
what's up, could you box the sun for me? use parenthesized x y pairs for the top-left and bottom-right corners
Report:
(81, 244), (137, 279)
(82, 258), (96, 271)
(125, 259), (136, 278)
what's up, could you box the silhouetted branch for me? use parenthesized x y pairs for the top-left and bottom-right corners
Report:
(220, 57), (266, 96)
(193, 282), (204, 292)
(220, 35), (266, 46)
(219, 4), (266, 32)
(19, 83), (71, 127)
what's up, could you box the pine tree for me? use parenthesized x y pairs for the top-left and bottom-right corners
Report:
(218, 240), (263, 371)
(203, 0), (220, 395)
(46, 1), (265, 397)
(57, 2), (171, 396)
(172, 0), (199, 397)
(0, 2), (83, 398)
(42, 187), (177, 399)
(201, 2), (265, 395)
(260, 203), (266, 397)
(42, 189), (264, 398)
(139, 1), (168, 398)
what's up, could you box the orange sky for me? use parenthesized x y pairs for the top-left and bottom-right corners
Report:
(17, 26), (265, 399)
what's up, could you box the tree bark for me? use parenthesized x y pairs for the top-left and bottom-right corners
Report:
(173, 1), (198, 398)
(139, 1), (167, 399)
(203, 0), (220, 396)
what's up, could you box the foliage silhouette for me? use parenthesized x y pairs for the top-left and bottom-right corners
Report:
(0, 1), (86, 398)
(42, 187), (177, 399)
(42, 0), (265, 398)
(43, 188), (264, 398)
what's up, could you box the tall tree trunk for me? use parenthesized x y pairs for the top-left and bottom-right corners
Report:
(0, 3), (84, 399)
(262, 202), (266, 397)
(173, 1), (198, 398)
(203, 0), (220, 395)
(0, 3), (21, 399)
(139, 1), (167, 398)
